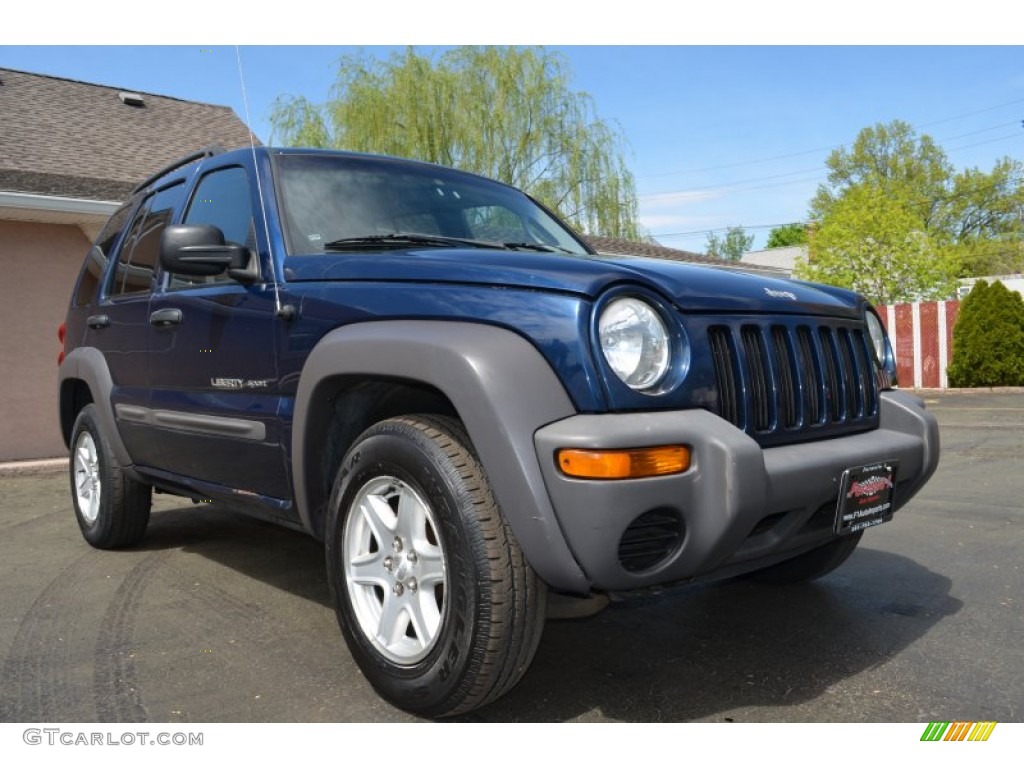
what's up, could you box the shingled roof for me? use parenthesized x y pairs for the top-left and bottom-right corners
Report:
(583, 234), (785, 275)
(584, 234), (719, 265)
(0, 68), (257, 202)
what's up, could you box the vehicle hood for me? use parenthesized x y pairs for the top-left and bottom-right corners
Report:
(283, 249), (862, 317)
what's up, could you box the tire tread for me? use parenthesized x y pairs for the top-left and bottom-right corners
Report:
(70, 405), (151, 550)
(327, 414), (546, 718)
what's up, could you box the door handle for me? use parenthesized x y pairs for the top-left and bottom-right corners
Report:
(149, 308), (183, 327)
(86, 314), (110, 329)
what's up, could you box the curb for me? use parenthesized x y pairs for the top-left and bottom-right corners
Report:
(910, 387), (1024, 394)
(0, 458), (68, 477)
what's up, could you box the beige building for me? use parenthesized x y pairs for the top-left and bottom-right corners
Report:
(0, 68), (255, 461)
(739, 245), (805, 277)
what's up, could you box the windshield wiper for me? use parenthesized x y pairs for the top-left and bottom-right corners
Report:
(501, 241), (572, 254)
(323, 233), (500, 251)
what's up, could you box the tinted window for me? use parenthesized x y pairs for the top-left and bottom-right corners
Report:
(184, 166), (254, 244)
(110, 183), (184, 297)
(73, 201), (134, 306)
(168, 167), (255, 290)
(276, 154), (588, 256)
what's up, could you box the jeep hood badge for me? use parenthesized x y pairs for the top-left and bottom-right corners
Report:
(764, 287), (798, 300)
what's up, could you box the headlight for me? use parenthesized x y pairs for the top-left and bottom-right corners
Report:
(598, 297), (671, 391)
(864, 311), (889, 363)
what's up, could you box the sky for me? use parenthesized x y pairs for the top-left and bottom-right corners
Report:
(3, 6), (1023, 252)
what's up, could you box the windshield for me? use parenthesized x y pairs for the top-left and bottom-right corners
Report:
(274, 153), (591, 256)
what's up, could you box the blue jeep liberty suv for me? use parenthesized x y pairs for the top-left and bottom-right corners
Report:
(59, 146), (940, 717)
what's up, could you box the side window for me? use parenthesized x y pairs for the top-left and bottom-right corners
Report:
(169, 166), (255, 290)
(73, 200), (135, 306)
(110, 183), (185, 298)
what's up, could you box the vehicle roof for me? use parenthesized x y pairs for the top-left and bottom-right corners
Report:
(135, 145), (530, 198)
(263, 146), (525, 190)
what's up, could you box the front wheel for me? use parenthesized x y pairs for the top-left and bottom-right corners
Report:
(325, 415), (546, 718)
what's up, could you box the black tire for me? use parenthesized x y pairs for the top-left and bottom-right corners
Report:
(745, 531), (864, 585)
(325, 415), (546, 718)
(69, 404), (151, 549)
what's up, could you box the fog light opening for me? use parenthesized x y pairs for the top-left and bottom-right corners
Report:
(618, 509), (684, 573)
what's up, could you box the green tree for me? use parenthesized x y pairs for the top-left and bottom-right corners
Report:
(765, 223), (808, 248)
(797, 185), (959, 305)
(947, 280), (1024, 387)
(269, 46), (639, 238)
(805, 120), (1024, 295)
(705, 226), (754, 261)
(811, 120), (953, 224)
(942, 159), (1024, 276)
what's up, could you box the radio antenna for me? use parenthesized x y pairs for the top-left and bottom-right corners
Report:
(235, 46), (289, 318)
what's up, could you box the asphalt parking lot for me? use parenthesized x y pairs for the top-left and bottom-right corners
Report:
(1, 391), (1021, 723)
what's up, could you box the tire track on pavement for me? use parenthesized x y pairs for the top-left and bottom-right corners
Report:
(93, 551), (172, 723)
(129, 563), (365, 721)
(0, 552), (95, 721)
(0, 549), (171, 722)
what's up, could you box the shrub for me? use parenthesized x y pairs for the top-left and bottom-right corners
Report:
(947, 280), (1024, 387)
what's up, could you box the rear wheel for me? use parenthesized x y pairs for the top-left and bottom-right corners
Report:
(69, 404), (151, 549)
(745, 531), (863, 585)
(325, 415), (546, 718)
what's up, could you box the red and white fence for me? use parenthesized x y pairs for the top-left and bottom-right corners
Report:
(877, 300), (960, 389)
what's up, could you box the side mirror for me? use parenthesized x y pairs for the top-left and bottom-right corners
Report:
(159, 225), (253, 279)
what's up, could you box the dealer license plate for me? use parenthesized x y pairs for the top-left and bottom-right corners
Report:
(834, 461), (898, 535)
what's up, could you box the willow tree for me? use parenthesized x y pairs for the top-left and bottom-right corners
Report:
(269, 46), (639, 238)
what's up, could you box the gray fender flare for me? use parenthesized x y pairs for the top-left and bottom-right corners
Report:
(58, 347), (133, 468)
(292, 320), (590, 593)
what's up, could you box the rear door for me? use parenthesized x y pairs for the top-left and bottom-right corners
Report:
(96, 182), (185, 468)
(147, 163), (289, 499)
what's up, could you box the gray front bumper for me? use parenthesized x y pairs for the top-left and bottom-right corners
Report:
(534, 390), (939, 591)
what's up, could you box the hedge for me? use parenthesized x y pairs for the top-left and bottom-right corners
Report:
(947, 280), (1024, 387)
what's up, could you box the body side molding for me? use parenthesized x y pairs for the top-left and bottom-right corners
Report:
(114, 404), (267, 440)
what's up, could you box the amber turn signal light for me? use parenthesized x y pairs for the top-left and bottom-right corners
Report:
(556, 445), (691, 480)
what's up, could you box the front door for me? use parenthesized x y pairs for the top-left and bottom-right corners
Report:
(147, 164), (289, 500)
